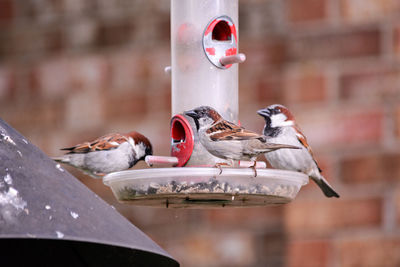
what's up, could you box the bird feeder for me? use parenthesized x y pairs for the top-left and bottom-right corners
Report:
(103, 0), (308, 208)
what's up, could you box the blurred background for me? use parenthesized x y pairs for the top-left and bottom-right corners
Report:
(1, 0), (400, 266)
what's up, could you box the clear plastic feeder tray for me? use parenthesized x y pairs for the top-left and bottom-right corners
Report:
(103, 168), (308, 208)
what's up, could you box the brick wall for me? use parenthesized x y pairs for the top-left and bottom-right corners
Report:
(1, 0), (400, 266)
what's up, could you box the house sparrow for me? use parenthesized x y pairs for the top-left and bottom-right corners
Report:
(53, 131), (152, 178)
(184, 106), (299, 176)
(257, 104), (340, 198)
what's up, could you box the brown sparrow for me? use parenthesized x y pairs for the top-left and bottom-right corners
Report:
(184, 106), (299, 175)
(258, 104), (339, 198)
(53, 131), (152, 178)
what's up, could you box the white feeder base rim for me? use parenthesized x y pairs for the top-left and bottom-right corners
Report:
(103, 167), (309, 208)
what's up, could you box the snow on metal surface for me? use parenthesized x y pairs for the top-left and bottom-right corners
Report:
(0, 127), (16, 146)
(56, 231), (64, 238)
(1, 135), (16, 145)
(4, 173), (12, 185)
(56, 164), (65, 172)
(0, 173), (27, 224)
(70, 211), (79, 219)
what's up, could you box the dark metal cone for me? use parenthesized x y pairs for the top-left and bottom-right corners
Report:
(0, 119), (179, 267)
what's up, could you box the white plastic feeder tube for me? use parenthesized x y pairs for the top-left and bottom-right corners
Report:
(171, 0), (239, 123)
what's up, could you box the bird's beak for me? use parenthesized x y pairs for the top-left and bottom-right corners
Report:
(184, 109), (200, 130)
(257, 108), (270, 118)
(184, 110), (199, 119)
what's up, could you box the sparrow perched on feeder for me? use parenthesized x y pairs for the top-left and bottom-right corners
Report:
(184, 106), (300, 176)
(53, 131), (153, 178)
(257, 104), (339, 198)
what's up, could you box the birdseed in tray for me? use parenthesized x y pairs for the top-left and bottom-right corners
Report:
(103, 167), (308, 208)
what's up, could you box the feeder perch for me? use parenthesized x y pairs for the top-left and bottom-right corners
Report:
(103, 0), (309, 208)
(0, 119), (178, 267)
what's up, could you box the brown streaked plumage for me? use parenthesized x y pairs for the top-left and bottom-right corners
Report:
(206, 120), (262, 141)
(185, 106), (300, 176)
(62, 133), (130, 153)
(53, 131), (153, 178)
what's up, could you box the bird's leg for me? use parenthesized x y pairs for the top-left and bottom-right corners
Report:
(249, 161), (258, 177)
(214, 161), (233, 175)
(214, 162), (228, 175)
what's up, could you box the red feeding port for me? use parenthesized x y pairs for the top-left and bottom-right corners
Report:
(212, 21), (231, 41)
(203, 16), (239, 69)
(170, 114), (194, 167)
(171, 119), (185, 141)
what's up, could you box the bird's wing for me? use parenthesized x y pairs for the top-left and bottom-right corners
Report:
(207, 120), (262, 141)
(294, 124), (322, 172)
(61, 133), (128, 154)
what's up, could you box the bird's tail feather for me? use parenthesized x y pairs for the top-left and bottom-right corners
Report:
(312, 175), (340, 198)
(52, 157), (68, 163)
(259, 143), (300, 152)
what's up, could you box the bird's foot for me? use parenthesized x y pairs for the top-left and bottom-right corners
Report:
(249, 161), (258, 177)
(214, 162), (230, 175)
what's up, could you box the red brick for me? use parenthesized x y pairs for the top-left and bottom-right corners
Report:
(287, 239), (331, 267)
(259, 231), (286, 266)
(169, 231), (256, 267)
(341, 153), (400, 184)
(2, 99), (65, 133)
(289, 29), (381, 61)
(65, 89), (104, 130)
(284, 198), (383, 236)
(240, 1), (285, 39)
(242, 40), (287, 68)
(10, 27), (43, 57)
(284, 67), (327, 104)
(296, 73), (326, 102)
(36, 56), (109, 98)
(395, 25), (400, 55)
(0, 67), (15, 101)
(287, 0), (327, 23)
(298, 108), (384, 148)
(66, 20), (97, 49)
(109, 53), (148, 93)
(44, 28), (64, 53)
(63, 0), (94, 14)
(207, 206), (283, 229)
(163, 84), (172, 111)
(36, 58), (72, 98)
(96, 21), (135, 47)
(337, 237), (400, 267)
(396, 187), (400, 226)
(396, 107), (400, 139)
(0, 0), (14, 22)
(102, 92), (147, 120)
(263, 41), (287, 66)
(255, 74), (284, 104)
(340, 68), (400, 102)
(70, 56), (110, 90)
(341, 0), (400, 23)
(336, 109), (384, 144)
(153, 13), (170, 42)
